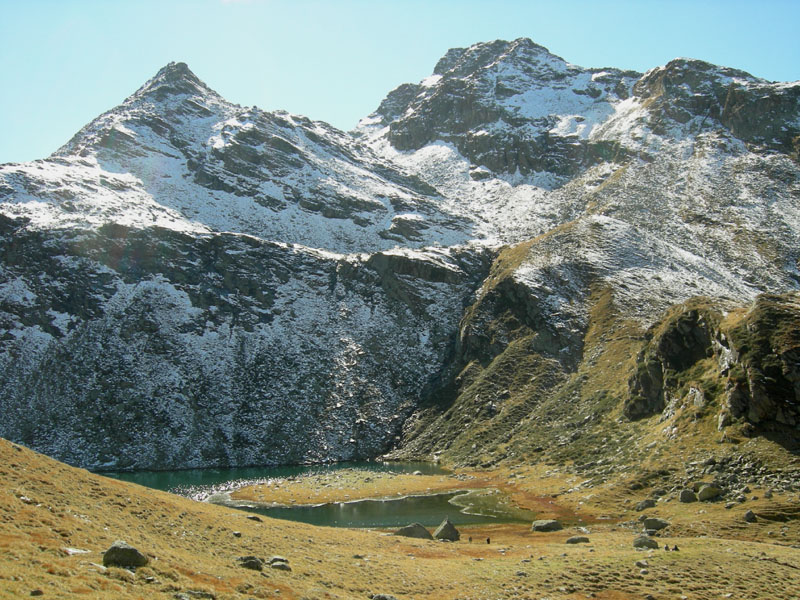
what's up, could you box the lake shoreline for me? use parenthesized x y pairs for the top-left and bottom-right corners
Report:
(229, 467), (487, 506)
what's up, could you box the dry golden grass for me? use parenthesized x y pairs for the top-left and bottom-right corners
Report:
(2, 438), (799, 600)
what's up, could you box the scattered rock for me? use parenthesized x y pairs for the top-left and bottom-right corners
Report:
(237, 556), (264, 571)
(566, 536), (590, 544)
(642, 517), (669, 531)
(174, 592), (217, 600)
(393, 523), (433, 540)
(636, 499), (656, 511)
(232, 531), (241, 538)
(433, 518), (460, 541)
(679, 489), (697, 503)
(633, 535), (660, 549)
(370, 595), (399, 600)
(532, 519), (562, 532)
(271, 562), (292, 572)
(30, 591), (44, 597)
(697, 484), (722, 501)
(635, 559), (649, 568)
(246, 515), (262, 522)
(102, 541), (149, 568)
(268, 556), (289, 565)
(744, 510), (757, 523)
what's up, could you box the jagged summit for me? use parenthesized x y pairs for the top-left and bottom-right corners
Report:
(11, 57), (470, 254)
(432, 37), (562, 77)
(53, 60), (229, 161)
(154, 61), (197, 82)
(130, 61), (218, 103)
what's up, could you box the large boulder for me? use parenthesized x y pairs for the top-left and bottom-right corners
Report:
(697, 484), (723, 501)
(237, 556), (264, 571)
(102, 541), (149, 568)
(642, 517), (669, 531)
(393, 523), (433, 540)
(531, 519), (562, 532)
(633, 535), (660, 549)
(635, 499), (656, 511)
(679, 489), (698, 503)
(433, 518), (460, 541)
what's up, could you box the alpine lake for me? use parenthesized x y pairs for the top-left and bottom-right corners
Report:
(102, 461), (539, 529)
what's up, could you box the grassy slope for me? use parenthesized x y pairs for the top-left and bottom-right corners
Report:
(3, 438), (800, 600)
(388, 230), (800, 489)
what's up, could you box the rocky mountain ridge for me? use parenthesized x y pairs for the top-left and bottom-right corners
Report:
(1, 38), (798, 470)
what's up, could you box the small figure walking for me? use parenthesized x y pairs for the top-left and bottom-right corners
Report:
(486, 537), (490, 545)
(468, 536), (472, 543)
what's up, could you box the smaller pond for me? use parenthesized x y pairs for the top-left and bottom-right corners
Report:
(221, 488), (537, 529)
(102, 461), (538, 528)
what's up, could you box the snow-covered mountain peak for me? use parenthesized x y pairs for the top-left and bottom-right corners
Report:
(2, 38), (799, 471)
(356, 39), (800, 286)
(135, 61), (215, 99)
(55, 61), (232, 161)
(432, 38), (564, 79)
(6, 62), (474, 253)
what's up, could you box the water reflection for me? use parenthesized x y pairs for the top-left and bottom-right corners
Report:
(225, 489), (538, 528)
(102, 461), (537, 528)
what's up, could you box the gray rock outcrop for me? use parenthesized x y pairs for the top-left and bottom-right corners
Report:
(433, 518), (460, 541)
(633, 536), (660, 549)
(642, 517), (669, 531)
(697, 484), (723, 501)
(394, 523), (433, 539)
(237, 556), (264, 571)
(532, 520), (562, 532)
(636, 499), (656, 511)
(102, 541), (149, 568)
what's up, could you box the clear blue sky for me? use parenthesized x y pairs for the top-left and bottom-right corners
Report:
(1, 0), (799, 164)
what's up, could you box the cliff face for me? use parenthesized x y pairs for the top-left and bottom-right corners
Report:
(0, 215), (491, 469)
(1, 40), (799, 469)
(626, 294), (800, 433)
